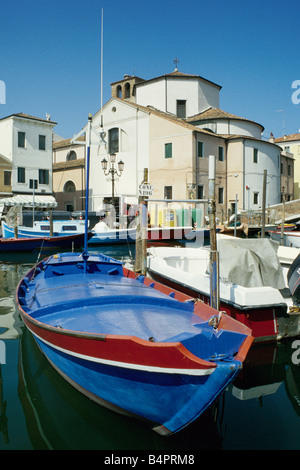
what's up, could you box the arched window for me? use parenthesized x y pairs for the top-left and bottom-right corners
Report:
(66, 150), (77, 161)
(116, 85), (122, 98)
(108, 128), (119, 154)
(125, 82), (130, 99)
(63, 180), (76, 193)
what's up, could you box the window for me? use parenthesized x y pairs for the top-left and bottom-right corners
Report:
(116, 85), (122, 98)
(4, 170), (11, 186)
(66, 150), (77, 161)
(197, 141), (204, 158)
(124, 83), (130, 99)
(39, 135), (46, 150)
(218, 187), (224, 204)
(218, 146), (224, 162)
(18, 131), (25, 148)
(29, 179), (38, 189)
(176, 100), (186, 118)
(165, 143), (172, 159)
(288, 164), (291, 176)
(197, 185), (204, 199)
(164, 186), (172, 199)
(64, 181), (76, 193)
(108, 128), (119, 154)
(17, 167), (25, 183)
(253, 148), (258, 163)
(253, 192), (259, 205)
(39, 169), (49, 185)
(281, 162), (284, 175)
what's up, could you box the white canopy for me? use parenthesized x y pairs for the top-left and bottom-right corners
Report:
(0, 194), (57, 208)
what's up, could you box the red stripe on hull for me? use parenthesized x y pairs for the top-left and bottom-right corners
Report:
(19, 312), (216, 372)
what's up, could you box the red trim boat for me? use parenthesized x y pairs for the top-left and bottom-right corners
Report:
(16, 251), (253, 435)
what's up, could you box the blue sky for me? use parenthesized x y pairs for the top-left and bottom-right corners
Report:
(0, 0), (299, 140)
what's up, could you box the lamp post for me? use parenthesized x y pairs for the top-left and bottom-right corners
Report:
(101, 153), (125, 215)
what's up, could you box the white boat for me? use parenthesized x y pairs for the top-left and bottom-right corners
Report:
(269, 229), (300, 249)
(1, 218), (199, 246)
(147, 235), (300, 342)
(2, 219), (85, 238)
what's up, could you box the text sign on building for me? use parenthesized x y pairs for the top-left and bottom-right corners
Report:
(139, 183), (153, 197)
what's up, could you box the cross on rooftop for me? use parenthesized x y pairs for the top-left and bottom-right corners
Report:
(174, 57), (179, 71)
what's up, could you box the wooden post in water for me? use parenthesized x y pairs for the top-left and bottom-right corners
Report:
(135, 168), (148, 273)
(49, 208), (53, 237)
(208, 155), (219, 310)
(261, 169), (267, 238)
(281, 191), (285, 246)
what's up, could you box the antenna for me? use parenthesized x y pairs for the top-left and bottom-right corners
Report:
(174, 57), (179, 71)
(276, 109), (285, 135)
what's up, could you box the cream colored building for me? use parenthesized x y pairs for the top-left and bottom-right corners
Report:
(274, 133), (298, 199)
(53, 68), (283, 220)
(0, 153), (12, 197)
(52, 135), (86, 212)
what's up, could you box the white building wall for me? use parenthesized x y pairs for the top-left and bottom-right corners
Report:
(217, 120), (262, 139)
(135, 77), (220, 116)
(0, 116), (55, 195)
(11, 118), (54, 194)
(88, 99), (150, 212)
(0, 120), (13, 160)
(244, 140), (281, 209)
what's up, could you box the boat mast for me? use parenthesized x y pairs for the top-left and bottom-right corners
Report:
(83, 114), (92, 270)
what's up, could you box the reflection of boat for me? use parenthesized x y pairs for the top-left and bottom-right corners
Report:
(18, 328), (223, 450)
(0, 233), (91, 252)
(229, 338), (300, 428)
(230, 343), (286, 401)
(147, 237), (300, 342)
(16, 251), (253, 435)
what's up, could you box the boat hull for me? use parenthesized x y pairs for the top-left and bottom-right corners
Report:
(20, 312), (243, 435)
(269, 230), (300, 249)
(16, 252), (253, 435)
(0, 233), (88, 252)
(147, 269), (286, 343)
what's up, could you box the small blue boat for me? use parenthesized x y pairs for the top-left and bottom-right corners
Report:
(16, 251), (253, 435)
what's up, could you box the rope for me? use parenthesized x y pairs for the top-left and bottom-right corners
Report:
(289, 305), (300, 313)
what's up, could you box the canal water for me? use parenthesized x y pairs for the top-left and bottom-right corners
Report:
(1, 244), (300, 450)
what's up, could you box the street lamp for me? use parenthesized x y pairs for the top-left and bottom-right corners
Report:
(101, 153), (125, 210)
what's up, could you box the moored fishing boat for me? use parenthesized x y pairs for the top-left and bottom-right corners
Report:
(0, 232), (90, 252)
(147, 236), (300, 342)
(16, 250), (253, 435)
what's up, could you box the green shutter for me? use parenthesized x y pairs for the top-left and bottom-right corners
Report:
(165, 143), (172, 158)
(198, 142), (203, 158)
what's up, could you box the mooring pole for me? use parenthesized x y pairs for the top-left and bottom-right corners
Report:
(261, 169), (267, 238)
(83, 114), (92, 273)
(208, 155), (219, 310)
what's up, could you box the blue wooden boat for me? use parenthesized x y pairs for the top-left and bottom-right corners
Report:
(15, 115), (253, 435)
(16, 251), (253, 435)
(2, 219), (85, 238)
